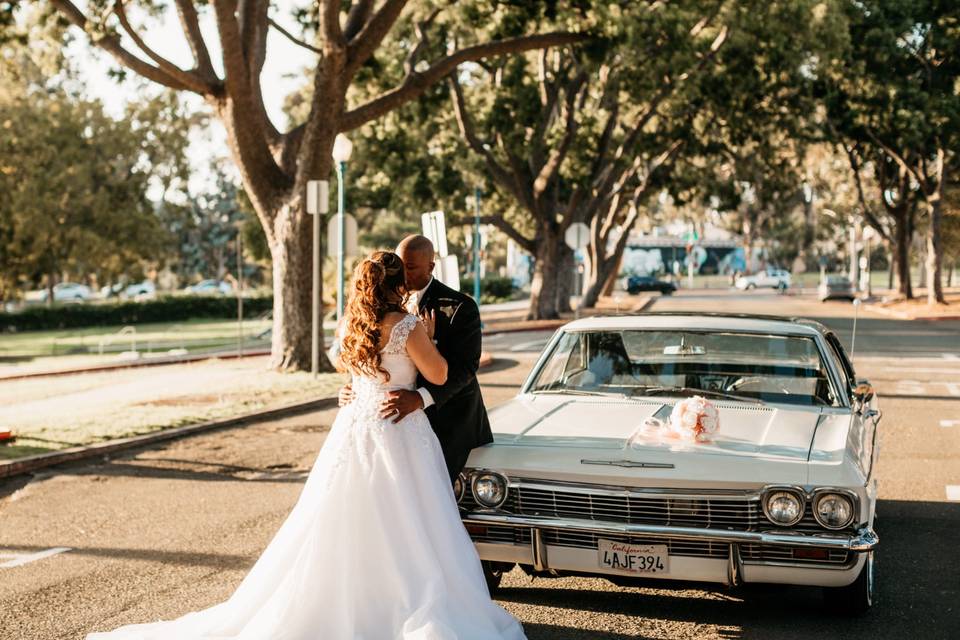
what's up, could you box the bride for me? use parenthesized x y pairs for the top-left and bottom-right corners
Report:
(88, 250), (526, 640)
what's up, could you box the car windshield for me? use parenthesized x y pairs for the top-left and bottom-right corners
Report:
(528, 329), (839, 407)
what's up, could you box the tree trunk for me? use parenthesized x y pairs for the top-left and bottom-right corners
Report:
(528, 226), (562, 320)
(893, 211), (913, 299)
(581, 255), (618, 309)
(268, 200), (320, 371)
(925, 197), (945, 304)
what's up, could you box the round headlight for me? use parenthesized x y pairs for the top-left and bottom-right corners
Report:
(813, 492), (855, 529)
(453, 473), (466, 503)
(763, 490), (804, 526)
(472, 472), (507, 508)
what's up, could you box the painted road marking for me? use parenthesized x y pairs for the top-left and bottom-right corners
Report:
(947, 486), (960, 502)
(510, 339), (550, 352)
(895, 380), (960, 397)
(0, 547), (71, 569)
(943, 354), (960, 361)
(942, 420), (959, 428)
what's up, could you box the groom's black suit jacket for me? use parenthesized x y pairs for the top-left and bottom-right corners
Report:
(417, 279), (493, 481)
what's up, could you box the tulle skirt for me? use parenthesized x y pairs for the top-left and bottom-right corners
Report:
(87, 401), (525, 640)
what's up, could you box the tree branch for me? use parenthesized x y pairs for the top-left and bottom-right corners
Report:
(50, 0), (197, 92)
(865, 127), (927, 194)
(174, 0), (217, 82)
(478, 215), (535, 253)
(532, 70), (586, 200)
(268, 17), (322, 54)
(403, 7), (442, 76)
(341, 31), (589, 130)
(346, 0), (408, 77)
(449, 74), (526, 205)
(345, 0), (377, 41)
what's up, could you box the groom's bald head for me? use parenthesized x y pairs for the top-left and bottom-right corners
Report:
(397, 235), (435, 291)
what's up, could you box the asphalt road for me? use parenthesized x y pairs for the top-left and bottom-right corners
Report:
(2, 289), (958, 639)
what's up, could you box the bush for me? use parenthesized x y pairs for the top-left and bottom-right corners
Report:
(460, 276), (517, 303)
(0, 295), (273, 332)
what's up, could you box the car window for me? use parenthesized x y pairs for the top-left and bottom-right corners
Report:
(529, 329), (838, 406)
(825, 333), (855, 389)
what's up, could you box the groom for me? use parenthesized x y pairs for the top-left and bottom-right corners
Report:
(340, 235), (493, 482)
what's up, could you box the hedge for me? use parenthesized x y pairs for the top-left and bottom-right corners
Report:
(0, 295), (274, 332)
(460, 276), (517, 302)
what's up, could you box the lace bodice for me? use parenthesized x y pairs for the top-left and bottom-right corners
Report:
(350, 314), (420, 405)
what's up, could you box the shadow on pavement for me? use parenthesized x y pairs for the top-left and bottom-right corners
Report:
(57, 460), (307, 484)
(500, 498), (959, 640)
(2, 543), (254, 570)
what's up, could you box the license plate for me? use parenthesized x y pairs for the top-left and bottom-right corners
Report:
(598, 539), (669, 574)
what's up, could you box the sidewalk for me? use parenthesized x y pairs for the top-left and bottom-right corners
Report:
(863, 287), (960, 321)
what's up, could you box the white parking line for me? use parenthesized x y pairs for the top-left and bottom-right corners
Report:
(0, 547), (71, 569)
(943, 354), (960, 361)
(942, 420), (959, 428)
(947, 486), (960, 501)
(509, 339), (550, 352)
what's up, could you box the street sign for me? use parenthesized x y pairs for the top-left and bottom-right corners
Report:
(327, 214), (358, 257)
(422, 211), (449, 257)
(565, 222), (590, 250)
(306, 180), (329, 215)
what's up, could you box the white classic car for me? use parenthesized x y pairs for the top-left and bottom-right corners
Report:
(459, 313), (880, 615)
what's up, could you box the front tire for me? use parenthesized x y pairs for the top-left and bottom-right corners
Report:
(822, 551), (875, 615)
(482, 561), (512, 594)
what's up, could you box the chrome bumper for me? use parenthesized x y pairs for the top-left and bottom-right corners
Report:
(462, 512), (878, 553)
(464, 512), (877, 585)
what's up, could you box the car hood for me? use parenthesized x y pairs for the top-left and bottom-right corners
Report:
(477, 395), (852, 487)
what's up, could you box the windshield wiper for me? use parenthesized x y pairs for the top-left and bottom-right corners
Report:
(531, 388), (626, 398)
(632, 386), (762, 404)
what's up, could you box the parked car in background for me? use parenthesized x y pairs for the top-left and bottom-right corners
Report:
(185, 279), (233, 296)
(735, 268), (791, 292)
(626, 275), (677, 295)
(459, 313), (880, 615)
(124, 280), (156, 300)
(819, 276), (856, 302)
(38, 282), (92, 303)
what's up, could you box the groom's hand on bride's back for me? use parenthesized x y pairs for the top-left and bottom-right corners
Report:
(380, 390), (424, 423)
(338, 384), (354, 407)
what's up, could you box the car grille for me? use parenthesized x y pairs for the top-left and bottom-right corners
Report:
(460, 482), (857, 565)
(512, 486), (760, 531)
(741, 544), (851, 565)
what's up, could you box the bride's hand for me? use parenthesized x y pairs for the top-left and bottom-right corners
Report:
(419, 308), (436, 340)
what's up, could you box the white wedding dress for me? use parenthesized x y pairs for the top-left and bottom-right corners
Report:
(88, 314), (525, 640)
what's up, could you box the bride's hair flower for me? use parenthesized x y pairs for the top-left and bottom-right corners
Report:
(339, 251), (406, 380)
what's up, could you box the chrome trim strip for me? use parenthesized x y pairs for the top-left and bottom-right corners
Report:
(461, 514), (879, 552)
(510, 478), (758, 501)
(580, 459), (676, 469)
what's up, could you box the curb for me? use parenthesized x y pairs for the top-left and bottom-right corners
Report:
(863, 304), (960, 322)
(0, 397), (338, 481)
(0, 348), (272, 383)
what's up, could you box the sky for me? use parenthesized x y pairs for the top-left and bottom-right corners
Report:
(68, 1), (315, 195)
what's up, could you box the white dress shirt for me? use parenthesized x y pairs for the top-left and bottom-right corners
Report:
(408, 278), (436, 409)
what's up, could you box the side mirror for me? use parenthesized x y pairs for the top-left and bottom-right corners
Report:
(853, 379), (874, 403)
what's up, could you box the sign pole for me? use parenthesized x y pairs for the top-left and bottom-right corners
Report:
(307, 180), (329, 377)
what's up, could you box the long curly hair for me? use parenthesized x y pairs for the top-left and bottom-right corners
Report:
(338, 251), (407, 380)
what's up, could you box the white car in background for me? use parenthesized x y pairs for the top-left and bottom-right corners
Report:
(37, 282), (92, 303)
(124, 280), (156, 300)
(735, 268), (791, 291)
(185, 279), (233, 296)
(459, 314), (880, 615)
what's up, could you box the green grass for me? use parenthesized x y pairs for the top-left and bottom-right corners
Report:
(0, 359), (347, 461)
